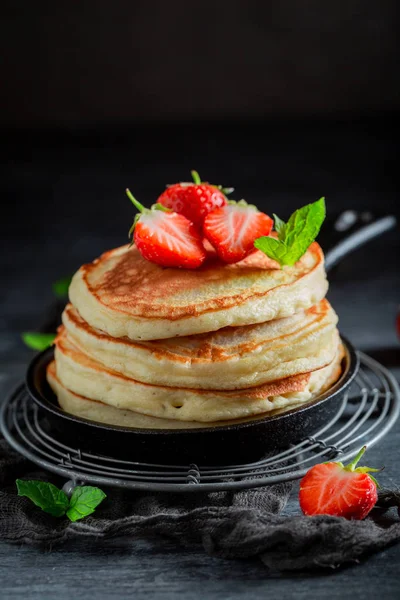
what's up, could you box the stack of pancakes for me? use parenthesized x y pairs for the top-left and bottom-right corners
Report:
(48, 242), (343, 428)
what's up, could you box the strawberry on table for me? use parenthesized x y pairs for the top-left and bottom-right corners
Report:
(299, 446), (381, 520)
(126, 189), (206, 269)
(157, 170), (232, 227)
(203, 200), (273, 264)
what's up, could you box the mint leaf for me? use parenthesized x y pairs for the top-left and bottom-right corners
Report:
(22, 332), (56, 351)
(284, 196), (325, 249)
(272, 213), (286, 237)
(254, 236), (292, 266)
(16, 480), (69, 517)
(16, 480), (107, 521)
(52, 275), (72, 298)
(255, 197), (326, 266)
(66, 486), (107, 522)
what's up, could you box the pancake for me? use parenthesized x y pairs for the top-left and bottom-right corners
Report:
(47, 359), (342, 430)
(53, 330), (343, 422)
(47, 361), (211, 429)
(62, 299), (339, 390)
(69, 242), (328, 340)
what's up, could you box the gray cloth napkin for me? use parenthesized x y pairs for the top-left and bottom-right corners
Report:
(2, 438), (400, 570)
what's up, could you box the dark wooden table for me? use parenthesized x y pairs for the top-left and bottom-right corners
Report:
(1, 120), (399, 599)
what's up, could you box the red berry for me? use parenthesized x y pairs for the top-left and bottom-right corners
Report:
(126, 189), (206, 269)
(299, 446), (380, 520)
(203, 200), (273, 264)
(157, 170), (230, 227)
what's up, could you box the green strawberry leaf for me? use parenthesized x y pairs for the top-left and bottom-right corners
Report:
(52, 275), (73, 298)
(255, 197), (326, 266)
(66, 486), (107, 522)
(21, 332), (56, 351)
(16, 480), (69, 517)
(366, 474), (380, 488)
(217, 185), (235, 195)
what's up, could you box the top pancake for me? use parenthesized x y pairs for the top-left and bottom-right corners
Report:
(69, 242), (328, 340)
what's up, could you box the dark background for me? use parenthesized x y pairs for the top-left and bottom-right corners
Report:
(1, 0), (399, 126)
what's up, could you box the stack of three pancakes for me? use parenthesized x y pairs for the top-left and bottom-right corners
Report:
(48, 242), (343, 428)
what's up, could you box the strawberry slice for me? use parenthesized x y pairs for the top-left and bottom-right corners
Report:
(157, 170), (232, 227)
(299, 446), (381, 520)
(126, 189), (206, 269)
(203, 200), (273, 264)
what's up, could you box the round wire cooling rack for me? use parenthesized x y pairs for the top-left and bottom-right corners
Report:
(1, 351), (399, 493)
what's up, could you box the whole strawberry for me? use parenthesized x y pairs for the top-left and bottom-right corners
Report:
(203, 200), (273, 264)
(157, 170), (232, 227)
(299, 446), (381, 520)
(126, 189), (206, 269)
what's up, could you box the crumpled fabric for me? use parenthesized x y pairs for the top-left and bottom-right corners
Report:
(1, 438), (400, 571)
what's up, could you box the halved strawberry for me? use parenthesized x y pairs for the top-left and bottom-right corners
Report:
(203, 200), (273, 264)
(126, 189), (206, 269)
(157, 170), (232, 227)
(299, 446), (381, 520)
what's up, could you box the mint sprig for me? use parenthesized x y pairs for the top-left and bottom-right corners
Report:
(16, 480), (106, 521)
(254, 197), (326, 266)
(52, 275), (73, 298)
(21, 332), (56, 351)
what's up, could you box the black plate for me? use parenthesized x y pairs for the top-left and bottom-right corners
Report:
(26, 337), (359, 465)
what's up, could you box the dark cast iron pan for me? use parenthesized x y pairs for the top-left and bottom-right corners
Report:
(25, 212), (396, 465)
